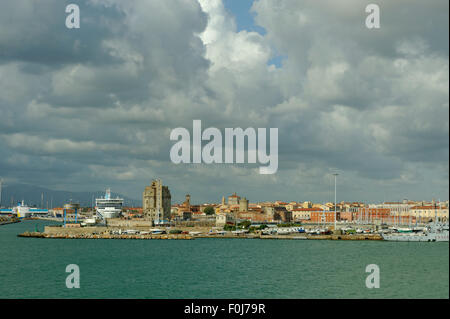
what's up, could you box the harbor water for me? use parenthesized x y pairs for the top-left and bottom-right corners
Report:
(0, 220), (448, 299)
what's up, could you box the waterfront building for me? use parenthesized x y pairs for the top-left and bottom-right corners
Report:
(313, 203), (330, 211)
(228, 193), (240, 205)
(285, 202), (299, 211)
(354, 208), (391, 223)
(216, 213), (234, 227)
(291, 207), (323, 222)
(239, 197), (249, 212)
(371, 200), (416, 223)
(236, 210), (267, 223)
(183, 194), (191, 211)
(310, 210), (340, 223)
(273, 206), (292, 222)
(142, 179), (171, 224)
(122, 207), (143, 218)
(410, 205), (448, 222)
(302, 201), (313, 208)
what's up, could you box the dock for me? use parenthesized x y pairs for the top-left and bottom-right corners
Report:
(18, 231), (194, 240)
(0, 218), (20, 226)
(18, 231), (382, 241)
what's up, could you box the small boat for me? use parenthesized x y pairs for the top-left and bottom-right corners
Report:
(232, 229), (248, 234)
(149, 228), (165, 235)
(396, 227), (413, 233)
(276, 228), (290, 235)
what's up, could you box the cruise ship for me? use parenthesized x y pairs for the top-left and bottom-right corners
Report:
(0, 201), (49, 218)
(13, 201), (32, 218)
(95, 189), (123, 219)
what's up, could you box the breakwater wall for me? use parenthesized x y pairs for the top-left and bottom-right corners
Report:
(0, 219), (20, 226)
(18, 231), (193, 240)
(197, 234), (383, 240)
(44, 225), (108, 235)
(19, 228), (382, 241)
(105, 219), (153, 229)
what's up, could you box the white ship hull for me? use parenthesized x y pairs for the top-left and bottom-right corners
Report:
(382, 223), (449, 242)
(382, 233), (448, 242)
(95, 188), (123, 219)
(97, 209), (121, 219)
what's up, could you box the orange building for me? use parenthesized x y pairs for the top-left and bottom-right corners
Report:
(309, 211), (340, 223)
(292, 207), (322, 222)
(355, 208), (391, 223)
(340, 208), (392, 223)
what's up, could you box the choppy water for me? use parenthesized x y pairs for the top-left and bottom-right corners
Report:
(0, 220), (448, 298)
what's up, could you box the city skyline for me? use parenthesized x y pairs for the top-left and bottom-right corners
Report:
(0, 180), (448, 208)
(0, 0), (448, 204)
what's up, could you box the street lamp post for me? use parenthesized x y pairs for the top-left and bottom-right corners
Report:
(333, 173), (339, 231)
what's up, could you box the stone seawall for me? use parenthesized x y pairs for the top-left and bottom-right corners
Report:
(0, 219), (20, 226)
(105, 219), (152, 229)
(44, 225), (108, 235)
(19, 231), (193, 240)
(28, 227), (382, 241)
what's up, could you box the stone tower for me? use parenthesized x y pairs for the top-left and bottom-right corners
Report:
(142, 179), (171, 223)
(183, 194), (191, 211)
(239, 197), (249, 212)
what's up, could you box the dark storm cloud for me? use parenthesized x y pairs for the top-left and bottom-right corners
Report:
(0, 0), (125, 67)
(0, 0), (448, 203)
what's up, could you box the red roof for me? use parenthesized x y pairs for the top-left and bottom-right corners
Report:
(411, 206), (447, 210)
(292, 208), (323, 211)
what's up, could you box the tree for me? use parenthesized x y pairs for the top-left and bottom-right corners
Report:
(238, 220), (251, 229)
(204, 206), (215, 215)
(224, 224), (236, 231)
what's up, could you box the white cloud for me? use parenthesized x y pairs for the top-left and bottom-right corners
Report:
(0, 0), (447, 202)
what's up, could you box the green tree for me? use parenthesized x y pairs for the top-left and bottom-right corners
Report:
(224, 224), (236, 231)
(204, 206), (215, 215)
(238, 220), (252, 229)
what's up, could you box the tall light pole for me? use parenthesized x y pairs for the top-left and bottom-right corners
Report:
(333, 173), (339, 230)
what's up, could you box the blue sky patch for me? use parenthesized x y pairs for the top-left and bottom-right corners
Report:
(222, 0), (284, 68)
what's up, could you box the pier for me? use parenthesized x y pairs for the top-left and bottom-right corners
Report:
(18, 231), (194, 240)
(0, 217), (20, 226)
(18, 229), (382, 241)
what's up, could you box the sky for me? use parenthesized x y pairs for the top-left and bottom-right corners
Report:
(0, 0), (448, 204)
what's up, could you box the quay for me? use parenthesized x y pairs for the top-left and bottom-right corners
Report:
(0, 218), (20, 226)
(17, 225), (383, 241)
(198, 233), (382, 240)
(18, 231), (194, 240)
